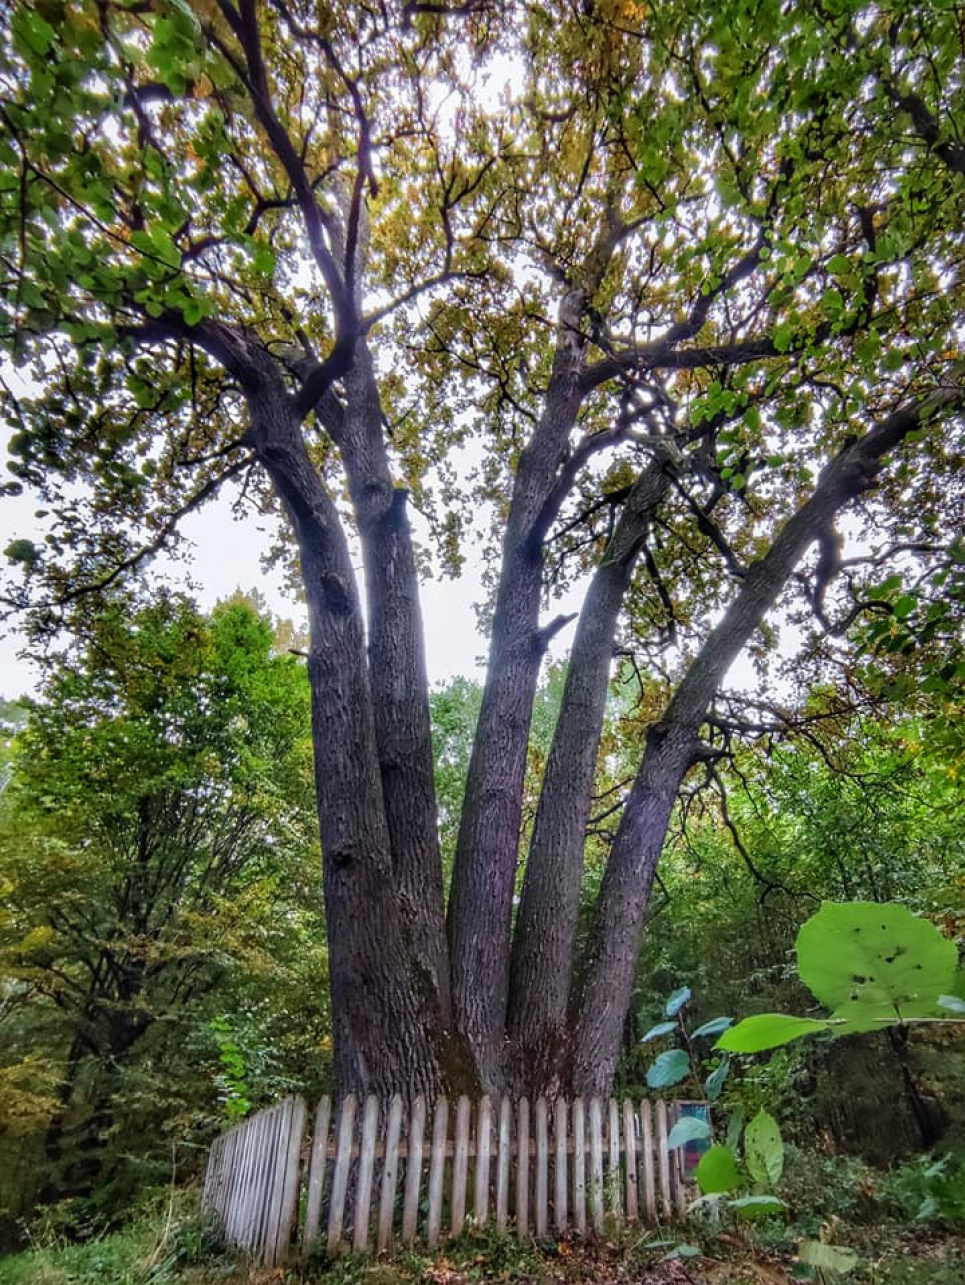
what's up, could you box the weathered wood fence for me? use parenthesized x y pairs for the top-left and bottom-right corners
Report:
(203, 1094), (706, 1266)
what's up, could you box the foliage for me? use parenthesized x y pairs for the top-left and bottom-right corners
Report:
(0, 592), (325, 1230)
(877, 1152), (965, 1229)
(720, 902), (964, 1052)
(640, 985), (732, 1105)
(207, 1018), (251, 1123)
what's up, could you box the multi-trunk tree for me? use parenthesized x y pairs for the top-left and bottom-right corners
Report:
(1, 0), (963, 1100)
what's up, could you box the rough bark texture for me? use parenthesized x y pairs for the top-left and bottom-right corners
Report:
(338, 341), (452, 1024)
(507, 453), (674, 1090)
(446, 288), (597, 1091)
(251, 388), (443, 1099)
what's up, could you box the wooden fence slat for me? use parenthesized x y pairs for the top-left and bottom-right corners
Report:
(202, 1135), (221, 1209)
(246, 1105), (273, 1254)
(572, 1097), (586, 1235)
(246, 1112), (268, 1251)
(554, 1097), (568, 1233)
(426, 1096), (449, 1250)
(220, 1125), (241, 1242)
(327, 1094), (357, 1255)
(266, 1099), (300, 1266)
(670, 1103), (689, 1216)
(450, 1096), (471, 1238)
(211, 1128), (231, 1222)
(254, 1108), (282, 1260)
(588, 1097), (604, 1234)
(303, 1096), (332, 1254)
(224, 1118), (249, 1246)
(655, 1099), (672, 1217)
(496, 1096), (511, 1231)
(377, 1095), (404, 1252)
(623, 1099), (638, 1222)
(250, 1099), (277, 1259)
(608, 1099), (622, 1226)
(516, 1097), (530, 1238)
(237, 1115), (264, 1243)
(401, 1095), (426, 1245)
(274, 1096), (307, 1266)
(640, 1099), (656, 1222)
(353, 1095), (381, 1253)
(213, 1130), (230, 1219)
(534, 1097), (548, 1238)
(473, 1096), (493, 1226)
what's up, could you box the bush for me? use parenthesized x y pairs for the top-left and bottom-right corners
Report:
(877, 1153), (965, 1229)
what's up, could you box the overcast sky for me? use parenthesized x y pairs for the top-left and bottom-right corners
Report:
(0, 471), (512, 698)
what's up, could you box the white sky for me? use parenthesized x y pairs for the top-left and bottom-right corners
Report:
(0, 477), (506, 697)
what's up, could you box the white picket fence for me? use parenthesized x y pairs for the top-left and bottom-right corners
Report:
(203, 1093), (706, 1266)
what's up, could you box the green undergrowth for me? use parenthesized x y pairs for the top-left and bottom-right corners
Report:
(1, 1178), (964, 1285)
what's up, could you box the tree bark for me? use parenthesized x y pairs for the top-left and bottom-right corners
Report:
(447, 287), (598, 1090)
(447, 195), (626, 1088)
(508, 452), (674, 1092)
(250, 385), (444, 1098)
(337, 340), (452, 1024)
(571, 389), (964, 1094)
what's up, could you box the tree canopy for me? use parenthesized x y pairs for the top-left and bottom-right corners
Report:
(1, 0), (963, 1099)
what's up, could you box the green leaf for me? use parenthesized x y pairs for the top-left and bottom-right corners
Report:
(251, 242), (276, 276)
(705, 1057), (730, 1102)
(730, 1194), (786, 1220)
(718, 1014), (831, 1053)
(646, 1048), (690, 1089)
(663, 1244), (701, 1261)
(181, 296), (207, 326)
(665, 985), (691, 1016)
(796, 901), (957, 1022)
(666, 1116), (712, 1151)
(773, 321), (794, 353)
(13, 9), (56, 58)
(744, 1110), (784, 1186)
(695, 1144), (741, 1195)
(725, 1108), (744, 1153)
(798, 1242), (859, 1274)
(692, 1016), (733, 1039)
(641, 1020), (677, 1042)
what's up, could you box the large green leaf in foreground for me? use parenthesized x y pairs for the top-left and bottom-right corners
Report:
(798, 901), (957, 1030)
(720, 902), (960, 1053)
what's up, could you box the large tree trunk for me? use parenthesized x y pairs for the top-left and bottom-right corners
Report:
(447, 288), (600, 1090)
(447, 205), (626, 1089)
(251, 387), (445, 1098)
(508, 452), (674, 1092)
(338, 340), (452, 1024)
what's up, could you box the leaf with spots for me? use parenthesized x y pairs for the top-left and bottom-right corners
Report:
(796, 901), (957, 1029)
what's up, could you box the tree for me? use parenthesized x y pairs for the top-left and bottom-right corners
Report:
(0, 593), (320, 1212)
(1, 0), (963, 1099)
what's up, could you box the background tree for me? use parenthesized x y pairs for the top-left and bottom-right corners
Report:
(0, 594), (323, 1230)
(1, 0), (963, 1099)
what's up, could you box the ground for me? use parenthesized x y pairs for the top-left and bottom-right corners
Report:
(0, 1211), (963, 1285)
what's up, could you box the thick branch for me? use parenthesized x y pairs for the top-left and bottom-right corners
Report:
(571, 378), (965, 1095)
(508, 451), (675, 1086)
(448, 197), (626, 1088)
